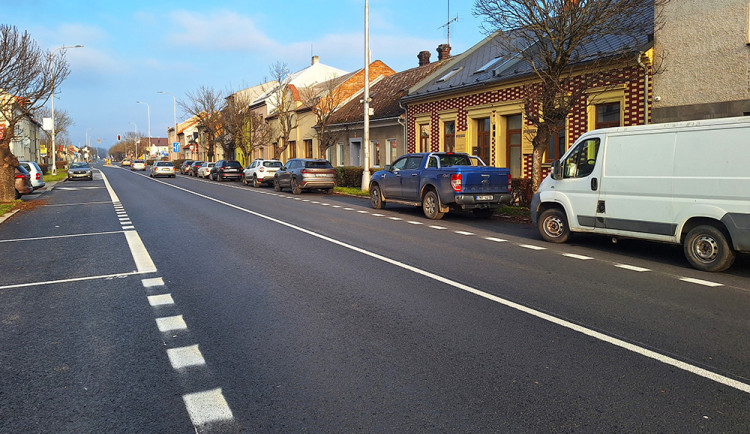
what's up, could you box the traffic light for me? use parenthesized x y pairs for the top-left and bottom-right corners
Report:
(117, 135), (121, 141)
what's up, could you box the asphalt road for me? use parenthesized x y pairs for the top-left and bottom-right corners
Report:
(1, 164), (749, 432)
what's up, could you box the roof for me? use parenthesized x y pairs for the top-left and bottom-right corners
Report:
(405, 6), (654, 101)
(327, 59), (452, 126)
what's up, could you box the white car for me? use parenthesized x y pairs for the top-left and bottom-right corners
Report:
(18, 161), (46, 190)
(131, 159), (147, 171)
(197, 162), (215, 178)
(242, 159), (283, 187)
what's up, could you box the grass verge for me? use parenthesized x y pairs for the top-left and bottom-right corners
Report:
(334, 186), (370, 197)
(0, 200), (23, 218)
(44, 170), (68, 182)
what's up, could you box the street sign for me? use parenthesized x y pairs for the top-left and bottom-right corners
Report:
(173, 142), (180, 153)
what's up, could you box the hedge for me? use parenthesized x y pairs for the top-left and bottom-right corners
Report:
(335, 166), (381, 188)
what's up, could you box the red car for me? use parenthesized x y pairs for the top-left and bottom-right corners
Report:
(14, 165), (33, 199)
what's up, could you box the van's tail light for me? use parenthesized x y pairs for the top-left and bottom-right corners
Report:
(450, 174), (462, 192)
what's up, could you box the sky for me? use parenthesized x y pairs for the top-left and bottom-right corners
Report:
(6, 0), (489, 152)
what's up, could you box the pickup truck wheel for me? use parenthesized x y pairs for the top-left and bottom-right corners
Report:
(273, 178), (282, 192)
(370, 185), (385, 209)
(291, 178), (302, 195)
(538, 208), (570, 243)
(683, 225), (735, 272)
(422, 190), (444, 220)
(253, 176), (261, 188)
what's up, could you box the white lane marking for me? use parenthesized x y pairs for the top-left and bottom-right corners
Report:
(0, 271), (145, 291)
(148, 294), (174, 306)
(42, 201), (114, 207)
(332, 205), (342, 208)
(142, 277), (165, 288)
(485, 237), (507, 243)
(0, 231), (124, 244)
(123, 230), (155, 272)
(371, 213), (384, 217)
(294, 198), (301, 200)
(357, 210), (369, 214)
(455, 231), (474, 236)
(156, 315), (188, 332)
(303, 200), (310, 202)
(167, 344), (206, 369)
(563, 253), (594, 260)
(407, 221), (423, 225)
(344, 208), (354, 211)
(183, 389), (234, 426)
(615, 264), (651, 272)
(311, 201), (320, 204)
(520, 244), (546, 250)
(389, 217), (402, 221)
(429, 225), (447, 230)
(321, 203), (330, 206)
(680, 277), (723, 288)
(120, 221), (133, 225)
(141, 171), (750, 395)
(122, 225), (135, 230)
(56, 187), (105, 190)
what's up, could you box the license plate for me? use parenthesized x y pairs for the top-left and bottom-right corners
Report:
(476, 195), (493, 201)
(316, 173), (331, 177)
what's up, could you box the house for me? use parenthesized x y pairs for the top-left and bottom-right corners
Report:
(652, 0), (750, 122)
(0, 93), (44, 164)
(401, 22), (653, 180)
(325, 47), (452, 168)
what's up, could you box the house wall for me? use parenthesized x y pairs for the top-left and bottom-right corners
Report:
(329, 122), (404, 168)
(406, 65), (648, 179)
(653, 0), (750, 121)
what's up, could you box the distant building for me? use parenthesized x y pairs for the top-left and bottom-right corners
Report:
(652, 0), (750, 122)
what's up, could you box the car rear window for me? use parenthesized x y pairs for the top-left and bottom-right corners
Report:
(305, 161), (333, 169)
(225, 161), (242, 168)
(264, 161), (283, 168)
(156, 162), (173, 167)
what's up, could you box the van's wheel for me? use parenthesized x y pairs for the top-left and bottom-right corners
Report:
(422, 190), (444, 220)
(370, 185), (385, 209)
(538, 208), (570, 243)
(683, 225), (735, 272)
(291, 178), (302, 195)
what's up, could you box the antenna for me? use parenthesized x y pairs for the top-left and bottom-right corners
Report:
(438, 0), (459, 45)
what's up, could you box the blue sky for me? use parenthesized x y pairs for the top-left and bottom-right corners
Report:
(7, 0), (488, 151)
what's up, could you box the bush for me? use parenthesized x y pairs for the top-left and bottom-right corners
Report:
(510, 178), (532, 207)
(172, 159), (189, 170)
(38, 163), (49, 175)
(55, 161), (67, 170)
(335, 166), (380, 187)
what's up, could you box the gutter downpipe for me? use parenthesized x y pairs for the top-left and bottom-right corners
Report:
(637, 51), (649, 125)
(398, 100), (407, 155)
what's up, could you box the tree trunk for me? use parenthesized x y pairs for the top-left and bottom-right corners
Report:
(0, 130), (19, 203)
(531, 127), (550, 194)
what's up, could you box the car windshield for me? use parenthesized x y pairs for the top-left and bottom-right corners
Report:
(71, 162), (90, 169)
(264, 161), (283, 167)
(305, 161), (333, 169)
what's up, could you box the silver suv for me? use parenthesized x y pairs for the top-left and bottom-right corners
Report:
(273, 158), (336, 195)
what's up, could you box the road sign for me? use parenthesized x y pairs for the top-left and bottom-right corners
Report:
(173, 142), (180, 153)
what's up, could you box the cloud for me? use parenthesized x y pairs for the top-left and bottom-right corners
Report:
(166, 9), (277, 52)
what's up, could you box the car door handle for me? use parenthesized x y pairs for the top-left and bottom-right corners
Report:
(411, 173), (418, 177)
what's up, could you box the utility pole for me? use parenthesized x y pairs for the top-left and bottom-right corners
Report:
(361, 0), (371, 191)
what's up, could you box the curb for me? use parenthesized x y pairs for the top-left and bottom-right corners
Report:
(0, 209), (20, 226)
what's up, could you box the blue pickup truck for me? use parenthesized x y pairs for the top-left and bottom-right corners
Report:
(369, 152), (512, 219)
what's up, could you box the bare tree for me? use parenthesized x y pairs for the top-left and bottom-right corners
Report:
(222, 91), (271, 163)
(179, 86), (225, 161)
(35, 106), (73, 156)
(300, 78), (343, 159)
(266, 62), (298, 160)
(107, 132), (141, 160)
(0, 25), (69, 202)
(473, 0), (665, 192)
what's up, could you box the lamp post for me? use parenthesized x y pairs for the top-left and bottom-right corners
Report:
(49, 44), (83, 175)
(129, 122), (138, 158)
(85, 127), (92, 162)
(361, 0), (371, 191)
(136, 101), (151, 159)
(157, 91), (177, 159)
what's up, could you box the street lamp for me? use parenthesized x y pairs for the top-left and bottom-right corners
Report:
(157, 91), (177, 159)
(136, 101), (151, 160)
(49, 44), (83, 175)
(361, 0), (371, 191)
(129, 122), (138, 158)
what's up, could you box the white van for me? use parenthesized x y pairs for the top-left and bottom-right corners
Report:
(530, 116), (750, 272)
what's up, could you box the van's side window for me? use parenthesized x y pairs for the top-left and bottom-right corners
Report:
(562, 138), (600, 178)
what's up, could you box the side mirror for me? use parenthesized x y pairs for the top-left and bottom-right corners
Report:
(384, 165), (392, 172)
(551, 160), (563, 180)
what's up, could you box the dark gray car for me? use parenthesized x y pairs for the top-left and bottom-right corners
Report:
(273, 158), (336, 195)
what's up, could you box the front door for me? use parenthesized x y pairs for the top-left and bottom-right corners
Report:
(349, 139), (361, 166)
(507, 115), (522, 178)
(557, 137), (602, 230)
(475, 118), (491, 164)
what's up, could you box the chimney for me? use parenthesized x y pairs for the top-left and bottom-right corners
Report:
(417, 50), (431, 66)
(312, 55), (319, 65)
(437, 44), (451, 61)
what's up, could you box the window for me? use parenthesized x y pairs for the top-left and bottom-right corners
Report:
(506, 115), (522, 178)
(546, 124), (567, 163)
(419, 124), (430, 152)
(288, 140), (297, 158)
(387, 138), (398, 164)
(392, 156), (408, 171)
(475, 57), (501, 74)
(595, 102), (621, 129)
(444, 121), (455, 152)
(304, 139), (313, 158)
(562, 138), (600, 178)
(406, 156), (422, 170)
(337, 143), (345, 166)
(372, 141), (381, 166)
(475, 118), (491, 165)
(436, 67), (462, 82)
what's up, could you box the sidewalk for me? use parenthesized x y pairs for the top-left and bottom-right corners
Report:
(0, 179), (64, 225)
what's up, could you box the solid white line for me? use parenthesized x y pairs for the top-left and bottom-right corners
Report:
(0, 230), (124, 243)
(156, 315), (187, 332)
(183, 389), (234, 426)
(485, 237), (507, 243)
(0, 271), (144, 290)
(167, 344), (206, 369)
(100, 170), (121, 203)
(140, 172), (750, 395)
(680, 277), (723, 287)
(615, 264), (651, 272)
(519, 244), (546, 250)
(124, 230), (157, 273)
(147, 294), (174, 306)
(563, 253), (594, 260)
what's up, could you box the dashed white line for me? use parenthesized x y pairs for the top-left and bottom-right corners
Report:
(344, 207), (354, 211)
(484, 237), (507, 243)
(142, 277), (165, 288)
(680, 277), (723, 287)
(455, 231), (475, 236)
(407, 221), (424, 225)
(357, 210), (369, 214)
(372, 213), (384, 217)
(148, 294), (175, 306)
(167, 344), (206, 369)
(429, 225), (447, 230)
(183, 389), (234, 426)
(156, 315), (188, 332)
(389, 217), (403, 221)
(519, 244), (546, 250)
(563, 253), (594, 260)
(615, 264), (651, 272)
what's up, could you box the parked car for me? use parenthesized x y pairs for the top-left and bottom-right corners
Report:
(68, 161), (93, 181)
(14, 165), (33, 199)
(369, 152), (512, 219)
(273, 158), (336, 194)
(18, 161), (45, 190)
(149, 161), (176, 178)
(180, 160), (194, 174)
(211, 160), (243, 182)
(189, 161), (205, 177)
(242, 159), (283, 187)
(131, 159), (147, 171)
(197, 162), (215, 179)
(121, 158), (131, 167)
